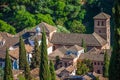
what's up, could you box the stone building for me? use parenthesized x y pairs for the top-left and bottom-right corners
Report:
(51, 12), (111, 51)
(79, 47), (111, 74)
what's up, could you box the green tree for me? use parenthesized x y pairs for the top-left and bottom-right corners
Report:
(31, 38), (40, 69)
(35, 14), (54, 25)
(39, 28), (51, 80)
(49, 60), (56, 80)
(109, 0), (120, 80)
(19, 36), (31, 80)
(81, 39), (87, 52)
(12, 8), (36, 32)
(18, 74), (26, 80)
(3, 48), (13, 80)
(57, 25), (70, 33)
(24, 61), (31, 80)
(103, 51), (109, 77)
(0, 67), (4, 80)
(70, 20), (86, 33)
(83, 59), (93, 72)
(19, 36), (26, 70)
(55, 56), (60, 69)
(0, 20), (16, 34)
(76, 61), (89, 75)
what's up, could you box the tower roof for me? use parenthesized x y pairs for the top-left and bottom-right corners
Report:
(93, 12), (111, 19)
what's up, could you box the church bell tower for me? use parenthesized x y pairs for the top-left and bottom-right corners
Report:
(93, 12), (111, 49)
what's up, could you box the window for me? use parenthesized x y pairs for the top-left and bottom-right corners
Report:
(98, 62), (100, 65)
(97, 21), (100, 26)
(102, 21), (104, 26)
(97, 70), (100, 74)
(94, 62), (96, 65)
(101, 62), (103, 65)
(99, 30), (101, 33)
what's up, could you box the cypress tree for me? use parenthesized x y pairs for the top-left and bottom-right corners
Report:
(81, 39), (87, 52)
(19, 36), (27, 70)
(4, 48), (13, 80)
(49, 60), (56, 80)
(109, 0), (120, 80)
(31, 38), (40, 69)
(103, 51), (109, 77)
(39, 28), (51, 80)
(24, 61), (31, 80)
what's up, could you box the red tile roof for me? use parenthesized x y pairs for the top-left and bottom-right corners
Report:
(93, 12), (111, 19)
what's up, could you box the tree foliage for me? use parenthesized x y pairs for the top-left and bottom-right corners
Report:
(49, 60), (56, 80)
(24, 61), (31, 80)
(69, 20), (86, 33)
(0, 67), (4, 80)
(76, 60), (89, 75)
(31, 38), (40, 69)
(12, 8), (36, 32)
(109, 0), (120, 80)
(19, 36), (27, 70)
(57, 25), (70, 33)
(39, 28), (51, 80)
(4, 48), (13, 80)
(0, 0), (114, 34)
(83, 59), (93, 72)
(0, 20), (16, 34)
(81, 39), (87, 52)
(103, 51), (109, 77)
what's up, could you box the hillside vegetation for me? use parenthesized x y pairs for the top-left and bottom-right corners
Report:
(0, 0), (114, 34)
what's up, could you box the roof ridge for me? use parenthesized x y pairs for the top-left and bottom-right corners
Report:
(92, 32), (107, 46)
(102, 12), (110, 18)
(41, 22), (50, 33)
(92, 33), (102, 46)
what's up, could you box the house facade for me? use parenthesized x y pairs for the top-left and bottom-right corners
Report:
(79, 47), (111, 74)
(51, 12), (111, 51)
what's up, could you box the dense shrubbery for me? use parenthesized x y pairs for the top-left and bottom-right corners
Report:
(0, 0), (113, 34)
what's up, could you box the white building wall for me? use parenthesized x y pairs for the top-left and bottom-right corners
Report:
(77, 49), (84, 58)
(47, 46), (53, 55)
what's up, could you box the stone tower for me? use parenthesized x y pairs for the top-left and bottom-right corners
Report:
(93, 12), (111, 49)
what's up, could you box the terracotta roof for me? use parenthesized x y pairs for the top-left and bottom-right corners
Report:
(12, 70), (23, 75)
(93, 12), (111, 19)
(79, 48), (104, 61)
(68, 45), (84, 52)
(37, 22), (57, 33)
(51, 32), (107, 46)
(49, 46), (67, 58)
(65, 65), (75, 73)
(55, 67), (65, 75)
(12, 70), (23, 80)
(93, 72), (108, 80)
(83, 75), (92, 80)
(49, 46), (78, 59)
(55, 65), (75, 75)
(9, 45), (33, 59)
(63, 54), (76, 59)
(15, 22), (57, 37)
(30, 68), (39, 79)
(0, 32), (19, 59)
(92, 32), (106, 46)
